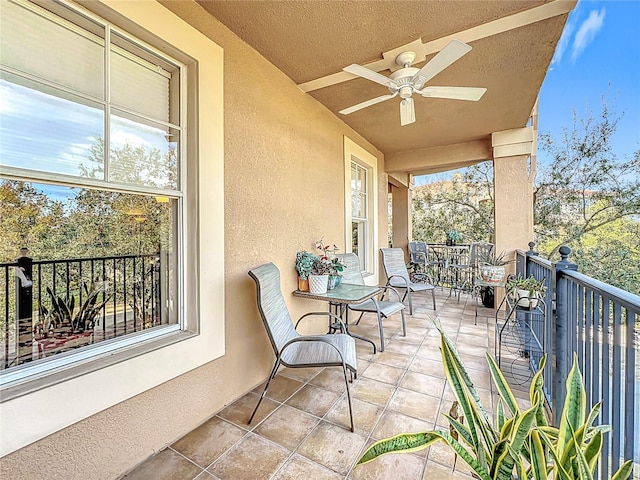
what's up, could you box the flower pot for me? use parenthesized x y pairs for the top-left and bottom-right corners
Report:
(479, 265), (506, 284)
(327, 275), (342, 290)
(308, 274), (329, 294)
(516, 289), (539, 308)
(298, 277), (309, 292)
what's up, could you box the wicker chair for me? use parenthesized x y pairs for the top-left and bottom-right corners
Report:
(248, 262), (357, 432)
(380, 248), (436, 314)
(336, 253), (406, 352)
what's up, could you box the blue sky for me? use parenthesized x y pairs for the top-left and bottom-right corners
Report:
(416, 0), (640, 185)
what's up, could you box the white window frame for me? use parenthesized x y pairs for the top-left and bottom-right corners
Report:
(344, 136), (378, 284)
(0, 0), (225, 457)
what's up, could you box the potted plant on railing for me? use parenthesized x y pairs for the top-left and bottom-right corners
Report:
(478, 250), (512, 285)
(506, 274), (547, 308)
(446, 230), (462, 246)
(295, 250), (317, 292)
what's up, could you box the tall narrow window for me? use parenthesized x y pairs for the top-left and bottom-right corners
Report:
(351, 162), (368, 272)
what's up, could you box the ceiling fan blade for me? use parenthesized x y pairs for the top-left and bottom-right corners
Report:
(411, 39), (472, 86)
(339, 92), (398, 115)
(343, 64), (398, 88)
(417, 86), (487, 101)
(399, 97), (415, 126)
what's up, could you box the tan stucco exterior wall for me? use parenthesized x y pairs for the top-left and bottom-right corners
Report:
(0, 1), (386, 478)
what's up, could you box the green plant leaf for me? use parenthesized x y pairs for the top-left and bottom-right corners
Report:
(582, 430), (602, 472)
(537, 429), (573, 480)
(557, 354), (586, 454)
(611, 460), (634, 480)
(431, 430), (492, 480)
(485, 352), (519, 417)
(529, 355), (548, 427)
(443, 413), (474, 447)
(529, 430), (547, 480)
(500, 416), (515, 441)
(496, 398), (506, 432)
(357, 432), (439, 465)
(488, 439), (508, 478)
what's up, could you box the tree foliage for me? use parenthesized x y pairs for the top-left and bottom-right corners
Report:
(411, 100), (640, 294)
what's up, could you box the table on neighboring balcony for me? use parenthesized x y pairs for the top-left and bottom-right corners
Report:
(293, 283), (383, 352)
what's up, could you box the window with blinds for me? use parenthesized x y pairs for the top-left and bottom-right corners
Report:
(0, 0), (186, 378)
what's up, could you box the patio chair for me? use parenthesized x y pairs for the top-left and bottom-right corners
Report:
(450, 242), (493, 299)
(380, 248), (436, 314)
(336, 253), (406, 352)
(248, 262), (357, 432)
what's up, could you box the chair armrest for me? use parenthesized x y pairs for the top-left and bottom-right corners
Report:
(295, 311), (346, 333)
(375, 285), (403, 302)
(279, 336), (347, 366)
(386, 274), (409, 287)
(411, 252), (428, 264)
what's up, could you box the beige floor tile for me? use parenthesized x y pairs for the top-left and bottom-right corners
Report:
(350, 377), (396, 406)
(383, 340), (420, 355)
(254, 404), (320, 450)
(361, 363), (404, 385)
(297, 421), (367, 476)
(423, 459), (473, 479)
(252, 374), (304, 402)
(123, 448), (203, 480)
(279, 367), (321, 382)
(194, 472), (218, 479)
(324, 396), (384, 436)
(208, 433), (289, 480)
(309, 367), (353, 392)
(217, 392), (279, 429)
(272, 454), (344, 480)
(285, 384), (341, 417)
(399, 371), (446, 397)
(371, 411), (434, 444)
(375, 350), (414, 369)
(388, 388), (441, 423)
(171, 416), (247, 468)
(409, 356), (444, 377)
(349, 448), (425, 480)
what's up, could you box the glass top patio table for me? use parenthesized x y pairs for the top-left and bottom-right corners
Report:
(292, 283), (383, 304)
(293, 282), (383, 353)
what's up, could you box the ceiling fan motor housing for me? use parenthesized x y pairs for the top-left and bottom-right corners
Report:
(389, 67), (420, 97)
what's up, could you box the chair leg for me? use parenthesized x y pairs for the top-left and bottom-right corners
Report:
(407, 289), (413, 315)
(342, 364), (354, 432)
(377, 314), (385, 352)
(432, 289), (436, 310)
(400, 310), (406, 337)
(355, 311), (365, 325)
(248, 359), (280, 425)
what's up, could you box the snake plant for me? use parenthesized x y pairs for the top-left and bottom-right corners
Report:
(357, 324), (633, 480)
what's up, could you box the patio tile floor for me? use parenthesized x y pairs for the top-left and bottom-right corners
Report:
(123, 289), (531, 480)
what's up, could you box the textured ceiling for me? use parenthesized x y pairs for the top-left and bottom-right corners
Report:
(197, 0), (571, 161)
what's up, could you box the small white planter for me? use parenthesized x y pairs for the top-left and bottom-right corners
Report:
(516, 289), (539, 308)
(308, 274), (329, 294)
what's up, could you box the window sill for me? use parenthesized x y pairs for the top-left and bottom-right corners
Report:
(0, 329), (196, 403)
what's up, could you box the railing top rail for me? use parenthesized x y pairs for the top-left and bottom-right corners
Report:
(0, 253), (160, 269)
(515, 248), (554, 269)
(559, 268), (640, 313)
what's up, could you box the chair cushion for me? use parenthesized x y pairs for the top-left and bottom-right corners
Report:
(349, 299), (405, 317)
(280, 334), (357, 372)
(389, 278), (434, 292)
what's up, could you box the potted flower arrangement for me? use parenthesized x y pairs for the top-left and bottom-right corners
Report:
(315, 238), (346, 290)
(295, 250), (317, 292)
(308, 256), (333, 294)
(506, 274), (547, 308)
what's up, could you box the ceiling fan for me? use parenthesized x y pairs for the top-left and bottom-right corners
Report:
(339, 39), (487, 126)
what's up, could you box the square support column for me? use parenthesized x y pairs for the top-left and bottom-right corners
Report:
(493, 154), (534, 305)
(391, 184), (411, 256)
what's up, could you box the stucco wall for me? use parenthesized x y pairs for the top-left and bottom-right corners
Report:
(0, 1), (386, 478)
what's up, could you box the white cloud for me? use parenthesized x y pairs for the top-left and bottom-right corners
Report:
(571, 8), (606, 62)
(552, 19), (574, 65)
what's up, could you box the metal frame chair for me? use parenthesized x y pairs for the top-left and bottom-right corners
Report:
(336, 253), (406, 352)
(380, 248), (436, 314)
(248, 262), (357, 432)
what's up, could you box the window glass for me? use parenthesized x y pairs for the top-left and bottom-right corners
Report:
(0, 180), (179, 370)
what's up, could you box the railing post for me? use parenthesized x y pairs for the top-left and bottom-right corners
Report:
(15, 248), (34, 364)
(553, 245), (578, 424)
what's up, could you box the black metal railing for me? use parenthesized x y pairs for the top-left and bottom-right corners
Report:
(515, 244), (639, 478)
(1, 252), (163, 370)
